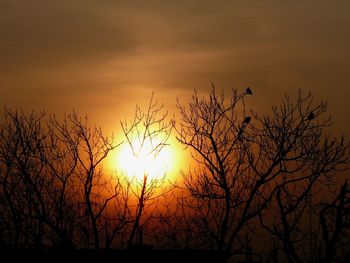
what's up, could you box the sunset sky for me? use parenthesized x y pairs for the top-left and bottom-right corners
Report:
(1, 0), (350, 136)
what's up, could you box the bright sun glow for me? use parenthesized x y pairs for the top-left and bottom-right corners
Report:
(117, 139), (173, 180)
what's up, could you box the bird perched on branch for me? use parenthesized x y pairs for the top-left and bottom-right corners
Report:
(307, 112), (315, 120)
(246, 87), (253, 95)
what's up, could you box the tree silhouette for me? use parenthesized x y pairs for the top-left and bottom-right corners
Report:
(175, 87), (350, 261)
(0, 109), (80, 249)
(319, 181), (350, 263)
(175, 87), (256, 259)
(0, 87), (349, 263)
(120, 93), (173, 248)
(0, 109), (126, 250)
(257, 92), (350, 263)
(54, 112), (122, 249)
(0, 109), (50, 248)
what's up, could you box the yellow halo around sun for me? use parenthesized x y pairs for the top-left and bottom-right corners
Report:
(117, 138), (173, 180)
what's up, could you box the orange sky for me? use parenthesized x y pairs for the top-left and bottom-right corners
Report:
(1, 0), (350, 138)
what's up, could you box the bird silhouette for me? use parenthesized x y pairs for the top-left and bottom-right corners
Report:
(244, 116), (251, 124)
(246, 87), (253, 95)
(307, 112), (315, 120)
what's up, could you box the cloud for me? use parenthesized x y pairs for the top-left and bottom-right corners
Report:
(0, 0), (138, 70)
(0, 0), (350, 133)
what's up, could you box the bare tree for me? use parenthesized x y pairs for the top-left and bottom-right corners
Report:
(100, 181), (132, 249)
(120, 93), (173, 248)
(175, 87), (255, 259)
(257, 92), (350, 263)
(0, 108), (138, 250)
(0, 109), (46, 248)
(62, 112), (121, 250)
(175, 87), (350, 261)
(318, 181), (350, 263)
(0, 106), (174, 251)
(0, 109), (79, 249)
(1, 87), (348, 260)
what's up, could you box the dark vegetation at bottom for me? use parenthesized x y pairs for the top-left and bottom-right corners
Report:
(0, 249), (224, 263)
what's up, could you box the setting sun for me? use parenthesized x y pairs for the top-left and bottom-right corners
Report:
(117, 138), (173, 180)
